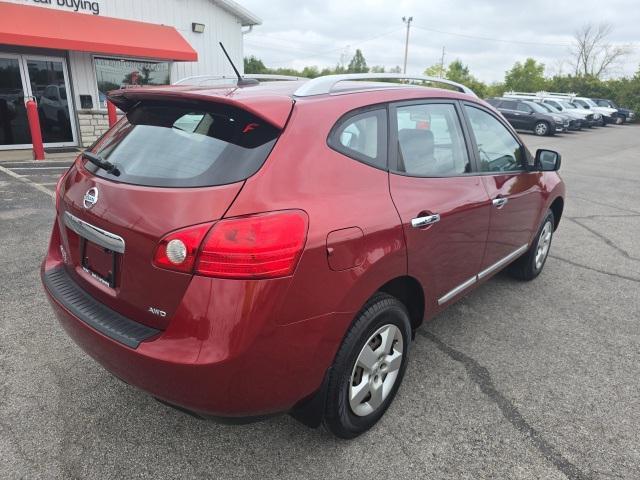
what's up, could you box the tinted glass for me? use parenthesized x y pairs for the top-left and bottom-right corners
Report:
(573, 99), (589, 108)
(464, 106), (524, 173)
(329, 109), (386, 169)
(0, 57), (30, 146)
(501, 100), (518, 110)
(516, 102), (533, 113)
(396, 103), (470, 176)
(86, 102), (280, 187)
(27, 59), (73, 143)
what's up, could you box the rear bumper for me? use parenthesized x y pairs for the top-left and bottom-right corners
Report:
(41, 260), (349, 417)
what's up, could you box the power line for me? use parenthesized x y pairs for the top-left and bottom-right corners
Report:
(413, 24), (570, 47)
(244, 28), (404, 65)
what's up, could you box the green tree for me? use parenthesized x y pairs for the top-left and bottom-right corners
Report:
(424, 63), (446, 78)
(445, 60), (472, 84)
(370, 65), (386, 73)
(347, 49), (369, 73)
(244, 55), (268, 74)
(504, 58), (546, 92)
(442, 60), (487, 97)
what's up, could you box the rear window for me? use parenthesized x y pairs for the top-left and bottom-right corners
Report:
(85, 101), (280, 187)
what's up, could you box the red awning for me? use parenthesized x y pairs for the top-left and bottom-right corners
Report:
(0, 2), (198, 61)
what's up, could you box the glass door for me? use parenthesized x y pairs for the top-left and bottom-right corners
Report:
(23, 55), (77, 147)
(0, 53), (77, 150)
(0, 54), (31, 149)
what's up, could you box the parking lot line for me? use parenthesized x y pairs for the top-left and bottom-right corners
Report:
(0, 164), (55, 198)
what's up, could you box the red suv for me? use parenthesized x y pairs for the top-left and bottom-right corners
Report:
(42, 74), (565, 438)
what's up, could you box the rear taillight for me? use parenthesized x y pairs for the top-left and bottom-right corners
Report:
(153, 210), (308, 279)
(197, 210), (308, 279)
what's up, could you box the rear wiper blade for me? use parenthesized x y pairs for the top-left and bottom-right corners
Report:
(82, 151), (120, 176)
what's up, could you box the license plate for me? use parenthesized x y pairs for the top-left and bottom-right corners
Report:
(80, 238), (117, 288)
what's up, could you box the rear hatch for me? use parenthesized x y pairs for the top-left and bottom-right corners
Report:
(57, 94), (291, 329)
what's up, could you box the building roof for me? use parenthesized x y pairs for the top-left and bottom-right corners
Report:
(213, 0), (262, 26)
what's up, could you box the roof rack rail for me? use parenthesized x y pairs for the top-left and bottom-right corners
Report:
(293, 73), (476, 97)
(503, 91), (539, 97)
(172, 74), (304, 86)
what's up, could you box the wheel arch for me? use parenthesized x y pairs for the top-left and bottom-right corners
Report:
(377, 275), (425, 331)
(549, 196), (564, 230)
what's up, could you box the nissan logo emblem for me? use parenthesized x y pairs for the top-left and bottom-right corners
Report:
(83, 187), (99, 209)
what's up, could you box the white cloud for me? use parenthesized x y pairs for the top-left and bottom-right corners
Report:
(240, 0), (639, 82)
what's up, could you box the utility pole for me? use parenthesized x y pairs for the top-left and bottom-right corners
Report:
(402, 16), (413, 74)
(439, 46), (446, 77)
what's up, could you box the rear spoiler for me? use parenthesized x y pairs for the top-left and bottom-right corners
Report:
(107, 87), (293, 130)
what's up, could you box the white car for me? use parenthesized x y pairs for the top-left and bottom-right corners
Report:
(570, 97), (622, 125)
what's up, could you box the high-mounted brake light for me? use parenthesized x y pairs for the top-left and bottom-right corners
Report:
(197, 210), (308, 279)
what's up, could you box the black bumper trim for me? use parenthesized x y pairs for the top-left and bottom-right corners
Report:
(43, 266), (160, 348)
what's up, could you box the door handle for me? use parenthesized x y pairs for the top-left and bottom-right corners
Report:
(492, 197), (508, 208)
(411, 214), (440, 228)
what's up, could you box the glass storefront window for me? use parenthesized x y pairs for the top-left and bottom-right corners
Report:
(94, 57), (170, 108)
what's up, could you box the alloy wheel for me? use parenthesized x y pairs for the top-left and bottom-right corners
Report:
(535, 221), (553, 270)
(349, 324), (403, 417)
(535, 123), (548, 136)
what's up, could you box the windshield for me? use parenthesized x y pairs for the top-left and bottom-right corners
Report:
(560, 101), (574, 109)
(85, 101), (281, 188)
(541, 103), (560, 113)
(584, 99), (599, 108)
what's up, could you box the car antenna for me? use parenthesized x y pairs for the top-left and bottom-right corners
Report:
(219, 42), (259, 87)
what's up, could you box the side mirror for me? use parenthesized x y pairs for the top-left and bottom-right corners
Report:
(536, 149), (561, 171)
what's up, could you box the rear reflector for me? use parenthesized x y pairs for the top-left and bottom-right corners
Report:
(196, 210), (308, 279)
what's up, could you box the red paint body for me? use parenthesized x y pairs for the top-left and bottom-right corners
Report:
(41, 82), (565, 417)
(25, 99), (45, 160)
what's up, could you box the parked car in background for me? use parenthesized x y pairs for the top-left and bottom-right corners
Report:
(487, 97), (568, 135)
(41, 73), (565, 439)
(592, 98), (635, 123)
(504, 92), (600, 128)
(536, 102), (583, 130)
(569, 96), (622, 125)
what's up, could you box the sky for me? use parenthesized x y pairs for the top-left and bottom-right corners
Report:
(240, 0), (640, 83)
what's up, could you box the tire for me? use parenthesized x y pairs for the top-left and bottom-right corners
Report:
(323, 293), (411, 439)
(508, 210), (555, 281)
(534, 121), (550, 136)
(615, 116), (624, 125)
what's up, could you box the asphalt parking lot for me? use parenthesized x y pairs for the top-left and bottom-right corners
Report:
(1, 125), (639, 480)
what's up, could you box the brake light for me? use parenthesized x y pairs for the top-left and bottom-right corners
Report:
(153, 223), (213, 274)
(197, 210), (308, 279)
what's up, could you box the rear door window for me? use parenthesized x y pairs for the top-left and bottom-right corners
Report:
(394, 103), (470, 176)
(85, 101), (281, 187)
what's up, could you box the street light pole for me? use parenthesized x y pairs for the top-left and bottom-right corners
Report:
(402, 16), (413, 74)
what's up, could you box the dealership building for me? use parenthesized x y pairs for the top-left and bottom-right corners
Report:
(0, 0), (260, 150)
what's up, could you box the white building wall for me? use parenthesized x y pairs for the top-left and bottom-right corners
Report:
(5, 0), (246, 112)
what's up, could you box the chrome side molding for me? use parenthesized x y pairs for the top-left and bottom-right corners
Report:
(437, 244), (528, 305)
(477, 244), (528, 279)
(438, 276), (477, 305)
(63, 212), (125, 254)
